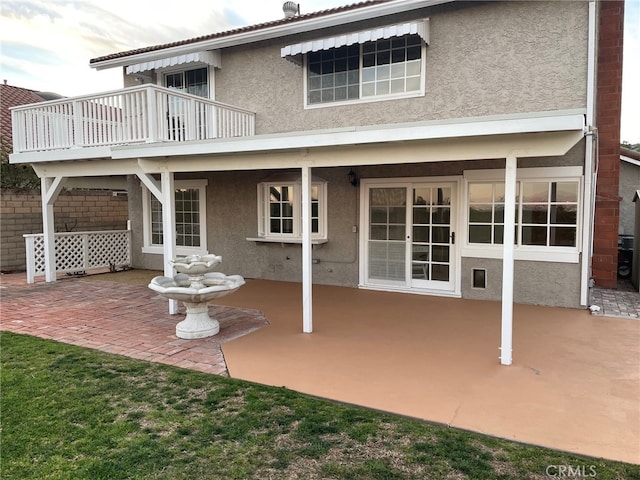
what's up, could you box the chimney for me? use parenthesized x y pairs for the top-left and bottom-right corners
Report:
(283, 2), (300, 18)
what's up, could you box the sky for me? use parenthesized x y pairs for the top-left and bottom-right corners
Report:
(1, 0), (638, 143)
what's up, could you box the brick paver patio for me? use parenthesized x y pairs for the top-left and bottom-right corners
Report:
(0, 273), (268, 375)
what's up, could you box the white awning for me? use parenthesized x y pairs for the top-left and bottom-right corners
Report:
(281, 19), (429, 65)
(125, 50), (222, 74)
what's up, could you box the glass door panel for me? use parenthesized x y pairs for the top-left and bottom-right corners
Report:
(411, 185), (454, 289)
(367, 187), (407, 285)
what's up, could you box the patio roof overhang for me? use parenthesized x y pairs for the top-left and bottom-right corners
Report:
(14, 109), (585, 170)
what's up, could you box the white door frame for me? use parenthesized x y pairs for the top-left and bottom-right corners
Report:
(359, 176), (463, 297)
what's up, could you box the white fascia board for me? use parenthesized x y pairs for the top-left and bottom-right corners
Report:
(31, 158), (142, 178)
(621, 155), (640, 168)
(9, 146), (113, 164)
(65, 177), (129, 189)
(91, 0), (452, 71)
(111, 110), (585, 160)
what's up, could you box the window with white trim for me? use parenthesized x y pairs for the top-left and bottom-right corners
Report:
(165, 67), (209, 98)
(142, 180), (208, 254)
(468, 180), (579, 248)
(257, 181), (327, 241)
(463, 167), (582, 263)
(306, 34), (424, 106)
(521, 181), (579, 247)
(468, 182), (519, 245)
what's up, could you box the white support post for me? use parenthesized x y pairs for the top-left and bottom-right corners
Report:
(24, 236), (36, 284)
(301, 166), (313, 333)
(40, 176), (67, 283)
(161, 171), (179, 315)
(500, 155), (517, 365)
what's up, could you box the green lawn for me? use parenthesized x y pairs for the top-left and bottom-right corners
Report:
(1, 332), (638, 480)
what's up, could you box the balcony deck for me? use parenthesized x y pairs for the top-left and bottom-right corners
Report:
(10, 85), (255, 158)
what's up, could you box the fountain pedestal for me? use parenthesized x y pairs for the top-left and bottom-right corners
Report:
(176, 301), (220, 339)
(148, 255), (245, 339)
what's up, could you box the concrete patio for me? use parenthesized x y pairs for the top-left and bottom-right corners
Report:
(1, 270), (638, 465)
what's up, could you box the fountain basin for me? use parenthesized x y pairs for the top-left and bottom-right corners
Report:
(149, 272), (245, 339)
(170, 254), (222, 275)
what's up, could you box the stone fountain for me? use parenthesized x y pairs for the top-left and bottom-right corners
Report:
(148, 254), (245, 339)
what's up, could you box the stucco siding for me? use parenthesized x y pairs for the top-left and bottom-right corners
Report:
(127, 140), (586, 308)
(129, 168), (361, 287)
(215, 1), (588, 135)
(461, 257), (582, 308)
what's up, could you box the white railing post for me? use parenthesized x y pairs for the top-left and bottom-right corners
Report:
(146, 86), (158, 142)
(72, 100), (82, 148)
(24, 235), (36, 284)
(11, 110), (24, 152)
(188, 97), (196, 140)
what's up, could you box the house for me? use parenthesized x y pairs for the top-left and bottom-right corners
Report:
(620, 147), (640, 237)
(9, 0), (625, 365)
(620, 147), (640, 282)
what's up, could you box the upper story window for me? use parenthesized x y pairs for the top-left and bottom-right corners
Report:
(165, 67), (209, 98)
(282, 20), (430, 108)
(306, 35), (424, 106)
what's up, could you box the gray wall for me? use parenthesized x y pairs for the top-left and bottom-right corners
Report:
(461, 258), (582, 308)
(620, 161), (640, 235)
(128, 168), (360, 287)
(128, 140), (586, 307)
(215, 1), (588, 134)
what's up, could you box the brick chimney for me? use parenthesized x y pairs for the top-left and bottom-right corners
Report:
(592, 0), (625, 289)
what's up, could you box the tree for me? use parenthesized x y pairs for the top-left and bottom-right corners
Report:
(621, 141), (640, 152)
(0, 135), (40, 189)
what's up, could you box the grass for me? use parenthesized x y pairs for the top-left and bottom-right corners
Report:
(1, 331), (638, 480)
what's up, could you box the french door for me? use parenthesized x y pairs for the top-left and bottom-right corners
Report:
(364, 181), (457, 292)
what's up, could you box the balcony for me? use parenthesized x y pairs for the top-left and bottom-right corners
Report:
(10, 85), (255, 155)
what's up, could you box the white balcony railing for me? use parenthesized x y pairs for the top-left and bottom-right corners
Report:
(11, 85), (255, 154)
(24, 230), (131, 283)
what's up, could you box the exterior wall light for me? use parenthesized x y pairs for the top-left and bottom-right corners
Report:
(348, 169), (358, 187)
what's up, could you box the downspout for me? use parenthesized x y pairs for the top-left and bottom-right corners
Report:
(580, 0), (598, 307)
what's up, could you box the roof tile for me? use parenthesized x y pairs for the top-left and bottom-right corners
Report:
(0, 84), (48, 149)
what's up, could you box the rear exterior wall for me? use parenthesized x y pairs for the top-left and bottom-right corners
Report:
(128, 142), (585, 308)
(215, 1), (588, 134)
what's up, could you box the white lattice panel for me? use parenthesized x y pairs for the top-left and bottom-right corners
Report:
(25, 230), (131, 279)
(87, 232), (131, 268)
(55, 235), (85, 272)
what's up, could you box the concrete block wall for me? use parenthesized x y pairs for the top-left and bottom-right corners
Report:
(592, 0), (624, 288)
(0, 189), (129, 272)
